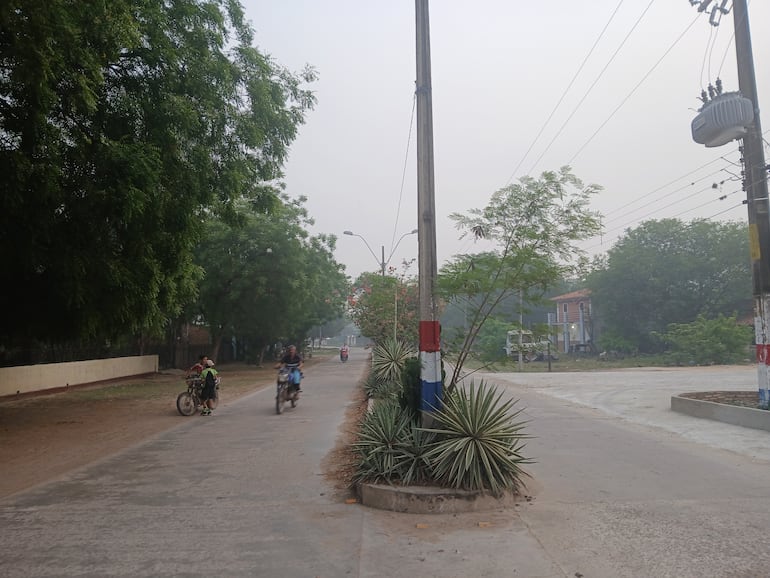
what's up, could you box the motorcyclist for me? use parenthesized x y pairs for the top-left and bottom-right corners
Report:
(276, 345), (303, 391)
(339, 344), (349, 361)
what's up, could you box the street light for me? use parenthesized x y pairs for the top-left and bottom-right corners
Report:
(343, 229), (418, 276)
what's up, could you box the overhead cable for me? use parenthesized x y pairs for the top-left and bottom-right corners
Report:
(526, 0), (658, 175)
(502, 0), (626, 186)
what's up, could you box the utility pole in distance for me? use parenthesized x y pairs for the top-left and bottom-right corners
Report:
(415, 0), (441, 419)
(733, 0), (770, 409)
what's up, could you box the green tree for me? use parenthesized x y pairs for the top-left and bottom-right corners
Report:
(193, 198), (348, 361)
(656, 314), (752, 365)
(587, 219), (751, 352)
(440, 167), (602, 389)
(0, 0), (315, 347)
(349, 273), (420, 345)
(474, 317), (511, 362)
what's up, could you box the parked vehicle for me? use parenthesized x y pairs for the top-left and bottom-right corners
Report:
(504, 330), (558, 362)
(176, 373), (219, 416)
(275, 364), (300, 414)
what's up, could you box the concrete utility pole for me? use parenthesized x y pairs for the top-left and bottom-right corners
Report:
(415, 0), (441, 416)
(691, 0), (770, 408)
(732, 0), (770, 409)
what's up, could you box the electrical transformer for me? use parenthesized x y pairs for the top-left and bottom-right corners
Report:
(691, 92), (754, 148)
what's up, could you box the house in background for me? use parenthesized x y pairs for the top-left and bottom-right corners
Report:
(549, 289), (595, 354)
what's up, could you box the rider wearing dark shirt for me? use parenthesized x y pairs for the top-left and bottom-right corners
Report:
(277, 345), (303, 390)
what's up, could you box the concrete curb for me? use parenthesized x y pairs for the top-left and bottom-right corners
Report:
(359, 483), (516, 514)
(671, 391), (770, 432)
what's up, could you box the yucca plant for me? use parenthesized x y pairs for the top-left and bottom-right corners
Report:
(372, 338), (416, 385)
(362, 373), (402, 401)
(398, 424), (435, 485)
(421, 380), (532, 497)
(352, 402), (414, 485)
(362, 373), (382, 398)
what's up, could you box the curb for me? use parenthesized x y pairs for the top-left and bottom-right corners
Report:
(671, 391), (770, 432)
(359, 483), (516, 514)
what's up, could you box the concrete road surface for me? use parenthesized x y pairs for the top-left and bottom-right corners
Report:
(483, 366), (770, 578)
(2, 356), (770, 577)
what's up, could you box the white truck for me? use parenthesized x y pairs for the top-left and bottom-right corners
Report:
(504, 330), (557, 362)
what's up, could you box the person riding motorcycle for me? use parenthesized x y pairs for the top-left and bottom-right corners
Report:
(276, 345), (303, 392)
(339, 344), (349, 361)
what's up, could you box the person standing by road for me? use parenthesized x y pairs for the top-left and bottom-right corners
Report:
(200, 359), (219, 416)
(189, 354), (208, 376)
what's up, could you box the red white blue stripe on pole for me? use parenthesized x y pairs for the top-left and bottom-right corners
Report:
(419, 320), (442, 411)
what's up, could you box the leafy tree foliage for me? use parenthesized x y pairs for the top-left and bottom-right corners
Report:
(655, 314), (752, 365)
(439, 167), (602, 389)
(587, 219), (751, 353)
(193, 198), (348, 361)
(0, 0), (315, 346)
(349, 273), (419, 345)
(474, 317), (511, 362)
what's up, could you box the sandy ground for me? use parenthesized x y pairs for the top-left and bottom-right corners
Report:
(0, 361), (362, 500)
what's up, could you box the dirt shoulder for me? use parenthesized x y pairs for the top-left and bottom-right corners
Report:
(0, 362), (284, 500)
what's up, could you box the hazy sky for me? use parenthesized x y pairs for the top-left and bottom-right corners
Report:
(241, 1), (769, 281)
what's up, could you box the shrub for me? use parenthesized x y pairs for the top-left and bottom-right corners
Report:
(399, 356), (422, 415)
(362, 373), (402, 401)
(352, 402), (413, 485)
(658, 314), (753, 365)
(398, 424), (435, 485)
(421, 380), (532, 496)
(372, 338), (416, 384)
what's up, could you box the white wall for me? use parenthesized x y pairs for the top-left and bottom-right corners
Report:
(0, 356), (159, 397)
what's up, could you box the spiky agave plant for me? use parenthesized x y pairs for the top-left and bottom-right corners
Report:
(422, 380), (532, 496)
(398, 424), (435, 485)
(371, 338), (416, 385)
(362, 373), (402, 401)
(352, 402), (414, 485)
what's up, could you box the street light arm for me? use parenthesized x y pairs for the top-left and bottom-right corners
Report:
(344, 231), (382, 271)
(385, 229), (419, 268)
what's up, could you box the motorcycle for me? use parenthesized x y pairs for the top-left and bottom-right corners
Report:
(340, 347), (349, 363)
(275, 363), (300, 414)
(176, 373), (220, 416)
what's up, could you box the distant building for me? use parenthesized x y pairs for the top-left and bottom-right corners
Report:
(549, 289), (595, 354)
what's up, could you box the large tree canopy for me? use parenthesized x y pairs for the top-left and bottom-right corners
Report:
(587, 218), (751, 352)
(193, 198), (349, 361)
(0, 0), (316, 344)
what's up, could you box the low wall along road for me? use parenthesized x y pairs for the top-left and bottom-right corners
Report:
(0, 356), (159, 397)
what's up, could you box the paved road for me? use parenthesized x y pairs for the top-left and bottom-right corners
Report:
(483, 366), (770, 577)
(3, 358), (770, 577)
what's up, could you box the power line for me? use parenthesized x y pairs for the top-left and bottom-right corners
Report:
(597, 155), (768, 236)
(568, 12), (701, 164)
(526, 0), (658, 176)
(502, 0), (626, 186)
(602, 155), (727, 218)
(599, 130), (769, 222)
(601, 167), (734, 228)
(389, 93), (417, 254)
(699, 19), (715, 88)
